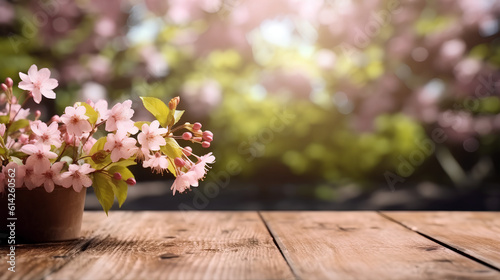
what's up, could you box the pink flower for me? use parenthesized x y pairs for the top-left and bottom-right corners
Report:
(0, 163), (26, 192)
(33, 162), (65, 193)
(31, 121), (62, 148)
(105, 100), (138, 134)
(61, 164), (95, 192)
(142, 151), (169, 173)
(60, 105), (92, 137)
(83, 136), (97, 154)
(23, 163), (40, 190)
(138, 120), (168, 151)
(20, 143), (58, 173)
(190, 152), (216, 180)
(18, 64), (58, 104)
(5, 104), (30, 121)
(170, 171), (198, 195)
(94, 100), (109, 122)
(104, 132), (138, 162)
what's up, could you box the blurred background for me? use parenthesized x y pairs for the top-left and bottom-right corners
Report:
(1, 0), (500, 210)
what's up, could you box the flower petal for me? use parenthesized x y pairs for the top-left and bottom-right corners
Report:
(27, 64), (38, 81)
(41, 89), (56, 99)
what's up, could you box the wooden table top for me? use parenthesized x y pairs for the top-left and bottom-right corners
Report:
(1, 211), (500, 279)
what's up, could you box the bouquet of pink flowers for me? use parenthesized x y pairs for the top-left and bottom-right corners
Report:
(0, 65), (214, 213)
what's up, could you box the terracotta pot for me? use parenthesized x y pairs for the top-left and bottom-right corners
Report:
(0, 186), (86, 244)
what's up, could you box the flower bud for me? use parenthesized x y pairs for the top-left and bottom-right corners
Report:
(174, 157), (185, 167)
(202, 141), (210, 148)
(1, 83), (8, 93)
(202, 130), (213, 142)
(183, 146), (192, 156)
(182, 132), (192, 140)
(35, 110), (42, 119)
(51, 115), (61, 123)
(113, 172), (122, 180)
(193, 122), (202, 131)
(5, 78), (13, 88)
(168, 96), (180, 110)
(126, 178), (136, 186)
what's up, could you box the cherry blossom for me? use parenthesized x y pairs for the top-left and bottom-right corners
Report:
(138, 120), (168, 151)
(105, 100), (138, 134)
(104, 131), (138, 162)
(60, 105), (92, 137)
(0, 163), (26, 191)
(33, 162), (65, 193)
(20, 143), (58, 173)
(190, 152), (216, 180)
(61, 164), (95, 192)
(18, 64), (58, 104)
(23, 162), (40, 190)
(142, 151), (169, 173)
(170, 170), (198, 195)
(31, 121), (62, 148)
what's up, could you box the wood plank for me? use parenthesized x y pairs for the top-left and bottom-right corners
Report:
(382, 211), (500, 270)
(0, 213), (111, 280)
(261, 211), (500, 280)
(46, 211), (294, 280)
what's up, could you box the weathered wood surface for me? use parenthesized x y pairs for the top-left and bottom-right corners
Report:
(48, 212), (293, 280)
(1, 211), (499, 280)
(0, 213), (109, 280)
(261, 211), (500, 280)
(382, 211), (500, 270)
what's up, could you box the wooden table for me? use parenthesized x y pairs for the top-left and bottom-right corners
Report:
(1, 211), (499, 279)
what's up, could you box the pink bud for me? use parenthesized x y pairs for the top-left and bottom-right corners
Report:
(19, 134), (29, 144)
(113, 172), (122, 180)
(182, 132), (192, 140)
(202, 130), (213, 142)
(126, 178), (136, 186)
(202, 141), (210, 148)
(183, 146), (192, 156)
(51, 115), (61, 123)
(35, 110), (41, 119)
(193, 136), (202, 142)
(1, 83), (8, 93)
(5, 78), (13, 88)
(193, 122), (202, 131)
(174, 157), (186, 167)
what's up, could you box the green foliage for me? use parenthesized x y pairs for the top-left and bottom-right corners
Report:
(140, 97), (171, 127)
(93, 172), (115, 214)
(7, 119), (29, 135)
(160, 137), (183, 176)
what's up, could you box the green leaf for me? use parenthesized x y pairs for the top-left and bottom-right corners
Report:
(7, 119), (29, 134)
(87, 137), (111, 168)
(93, 173), (115, 215)
(113, 159), (137, 167)
(160, 137), (184, 176)
(173, 110), (184, 125)
(0, 115), (9, 124)
(108, 165), (134, 207)
(76, 102), (98, 125)
(134, 121), (151, 130)
(90, 137), (107, 155)
(140, 97), (170, 127)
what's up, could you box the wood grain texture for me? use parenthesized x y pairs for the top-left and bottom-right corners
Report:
(382, 211), (500, 270)
(261, 211), (500, 280)
(0, 213), (110, 280)
(46, 211), (294, 280)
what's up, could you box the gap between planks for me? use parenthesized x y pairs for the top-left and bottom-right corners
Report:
(257, 211), (299, 280)
(377, 211), (500, 273)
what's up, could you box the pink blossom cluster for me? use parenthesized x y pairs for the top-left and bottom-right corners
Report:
(0, 65), (215, 202)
